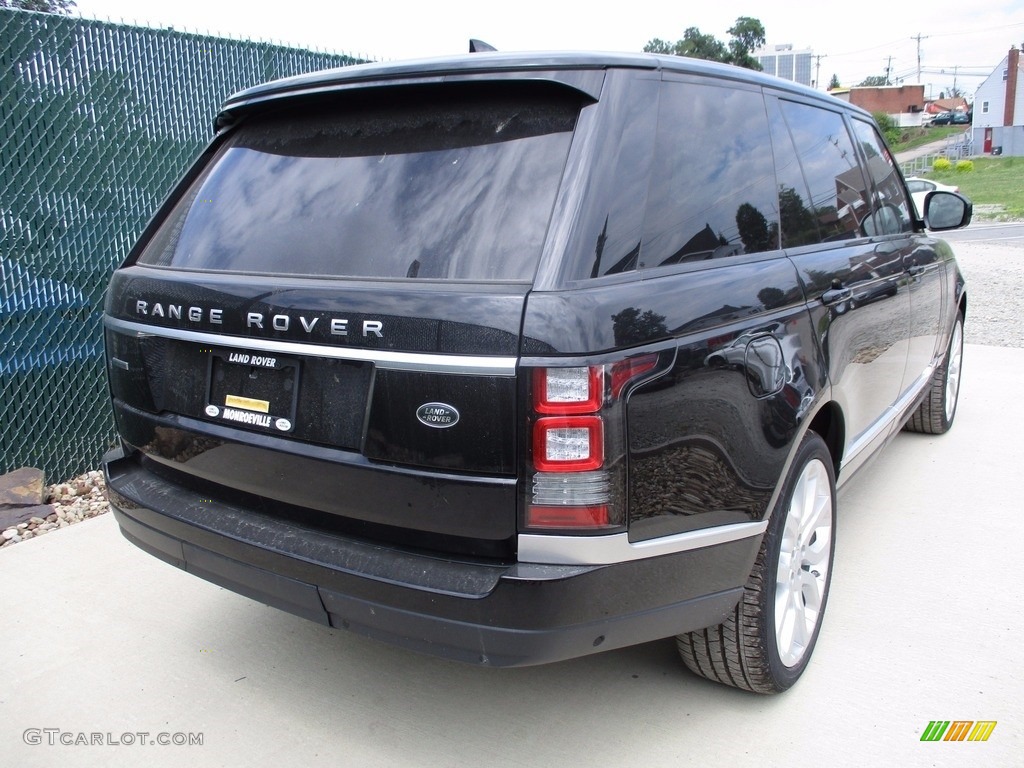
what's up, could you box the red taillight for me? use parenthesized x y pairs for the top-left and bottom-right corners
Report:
(526, 505), (610, 528)
(529, 366), (608, 529)
(533, 366), (603, 414)
(525, 356), (661, 533)
(532, 416), (604, 472)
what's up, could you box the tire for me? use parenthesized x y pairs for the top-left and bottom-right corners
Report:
(677, 432), (836, 693)
(905, 311), (964, 435)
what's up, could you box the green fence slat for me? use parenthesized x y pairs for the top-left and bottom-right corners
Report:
(0, 7), (364, 480)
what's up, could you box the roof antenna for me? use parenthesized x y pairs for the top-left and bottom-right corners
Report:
(469, 39), (496, 53)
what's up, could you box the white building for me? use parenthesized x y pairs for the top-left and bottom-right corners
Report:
(755, 44), (814, 88)
(972, 47), (1024, 156)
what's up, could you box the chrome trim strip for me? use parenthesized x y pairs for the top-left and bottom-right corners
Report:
(517, 521), (768, 566)
(103, 317), (518, 376)
(841, 365), (935, 473)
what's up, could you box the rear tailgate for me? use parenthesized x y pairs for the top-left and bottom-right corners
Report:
(104, 272), (527, 555)
(103, 81), (587, 557)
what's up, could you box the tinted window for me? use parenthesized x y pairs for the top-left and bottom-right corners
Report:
(850, 119), (913, 235)
(573, 73), (658, 280)
(138, 86), (580, 281)
(641, 82), (779, 269)
(766, 98), (820, 247)
(779, 101), (868, 242)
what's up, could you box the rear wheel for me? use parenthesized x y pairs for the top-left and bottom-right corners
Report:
(677, 432), (836, 693)
(905, 311), (964, 434)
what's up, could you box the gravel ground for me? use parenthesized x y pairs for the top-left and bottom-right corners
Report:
(0, 227), (1019, 550)
(1, 470), (108, 549)
(948, 236), (1024, 348)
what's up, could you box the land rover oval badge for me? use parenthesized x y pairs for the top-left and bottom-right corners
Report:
(416, 402), (459, 428)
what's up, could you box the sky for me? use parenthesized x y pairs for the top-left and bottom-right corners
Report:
(74, 0), (1024, 99)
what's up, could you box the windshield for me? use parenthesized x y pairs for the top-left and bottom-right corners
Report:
(138, 85), (580, 281)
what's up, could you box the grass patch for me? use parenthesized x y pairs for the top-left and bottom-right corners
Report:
(890, 126), (967, 153)
(924, 156), (1024, 221)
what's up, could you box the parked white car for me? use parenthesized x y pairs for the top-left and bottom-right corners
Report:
(906, 177), (960, 217)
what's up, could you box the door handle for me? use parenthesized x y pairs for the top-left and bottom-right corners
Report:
(821, 287), (852, 304)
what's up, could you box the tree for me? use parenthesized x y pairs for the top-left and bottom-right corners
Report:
(856, 75), (889, 87)
(757, 287), (786, 310)
(680, 28), (730, 62)
(872, 111), (901, 146)
(644, 16), (765, 70)
(828, 74), (841, 90)
(735, 203), (771, 254)
(726, 17), (765, 70)
(643, 38), (676, 55)
(611, 307), (668, 346)
(778, 186), (818, 247)
(645, 27), (729, 63)
(0, 0), (75, 11)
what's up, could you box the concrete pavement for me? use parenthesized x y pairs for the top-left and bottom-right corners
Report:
(1, 345), (1021, 767)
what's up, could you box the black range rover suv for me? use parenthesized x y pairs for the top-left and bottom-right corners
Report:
(102, 52), (970, 693)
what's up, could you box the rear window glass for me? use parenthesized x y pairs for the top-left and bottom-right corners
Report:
(138, 86), (580, 281)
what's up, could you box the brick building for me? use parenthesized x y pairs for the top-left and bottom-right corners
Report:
(830, 85), (926, 126)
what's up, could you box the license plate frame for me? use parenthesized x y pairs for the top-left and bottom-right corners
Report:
(204, 348), (300, 434)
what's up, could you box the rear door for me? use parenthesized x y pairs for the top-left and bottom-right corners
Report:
(768, 97), (911, 472)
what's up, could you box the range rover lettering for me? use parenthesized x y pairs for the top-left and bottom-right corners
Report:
(102, 52), (970, 693)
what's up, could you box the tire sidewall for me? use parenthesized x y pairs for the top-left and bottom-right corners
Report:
(940, 315), (964, 430)
(760, 433), (837, 690)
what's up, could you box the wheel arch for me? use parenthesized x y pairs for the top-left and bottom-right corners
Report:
(806, 401), (844, 478)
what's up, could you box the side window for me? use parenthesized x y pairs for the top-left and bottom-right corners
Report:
(766, 98), (820, 247)
(778, 101), (869, 242)
(577, 73), (660, 280)
(641, 81), (780, 269)
(850, 119), (912, 235)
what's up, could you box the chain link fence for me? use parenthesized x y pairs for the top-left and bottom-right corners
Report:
(1, 8), (363, 480)
(899, 132), (976, 177)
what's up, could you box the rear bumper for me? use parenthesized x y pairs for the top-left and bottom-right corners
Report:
(105, 451), (761, 667)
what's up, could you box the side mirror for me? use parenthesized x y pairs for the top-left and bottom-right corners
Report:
(924, 191), (972, 231)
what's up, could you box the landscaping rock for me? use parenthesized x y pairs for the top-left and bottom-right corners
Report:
(1, 472), (108, 550)
(0, 467), (46, 507)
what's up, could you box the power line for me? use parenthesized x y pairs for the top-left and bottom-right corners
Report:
(920, 21), (1024, 40)
(824, 21), (1024, 60)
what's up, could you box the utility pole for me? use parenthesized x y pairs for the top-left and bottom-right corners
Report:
(911, 33), (929, 82)
(814, 54), (826, 89)
(885, 56), (893, 85)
